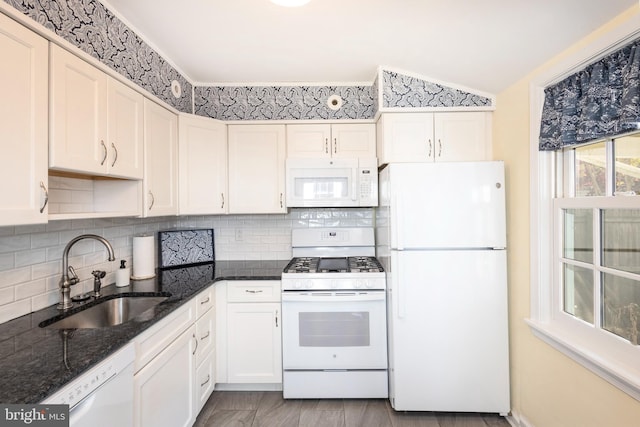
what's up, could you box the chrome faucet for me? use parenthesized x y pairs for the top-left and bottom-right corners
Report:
(58, 234), (115, 310)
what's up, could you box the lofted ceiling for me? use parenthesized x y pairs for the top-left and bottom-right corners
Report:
(100, 0), (637, 94)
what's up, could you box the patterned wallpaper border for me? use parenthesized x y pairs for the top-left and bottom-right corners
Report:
(4, 0), (192, 112)
(194, 85), (376, 121)
(381, 70), (493, 109)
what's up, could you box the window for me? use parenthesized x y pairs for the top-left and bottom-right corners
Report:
(557, 136), (640, 345)
(532, 133), (640, 400)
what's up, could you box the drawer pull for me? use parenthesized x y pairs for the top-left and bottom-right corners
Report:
(200, 331), (210, 340)
(192, 333), (198, 355)
(245, 289), (263, 294)
(201, 375), (210, 387)
(200, 297), (210, 304)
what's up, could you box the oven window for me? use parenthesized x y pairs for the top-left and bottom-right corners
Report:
(299, 312), (370, 347)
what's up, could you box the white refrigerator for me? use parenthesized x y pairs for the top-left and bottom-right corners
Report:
(376, 161), (510, 415)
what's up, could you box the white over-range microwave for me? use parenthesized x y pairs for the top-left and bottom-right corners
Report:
(285, 158), (378, 207)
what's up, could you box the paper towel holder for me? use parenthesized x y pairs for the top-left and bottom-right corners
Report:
(131, 234), (156, 280)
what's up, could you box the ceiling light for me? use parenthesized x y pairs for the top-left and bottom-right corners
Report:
(271, 0), (311, 6)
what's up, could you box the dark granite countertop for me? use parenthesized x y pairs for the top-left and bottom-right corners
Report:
(0, 260), (287, 404)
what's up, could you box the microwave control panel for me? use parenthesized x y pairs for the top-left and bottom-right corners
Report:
(358, 159), (378, 206)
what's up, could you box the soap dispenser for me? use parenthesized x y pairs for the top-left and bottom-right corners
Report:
(115, 259), (131, 287)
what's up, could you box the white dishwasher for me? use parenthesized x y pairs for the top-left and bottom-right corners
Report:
(42, 342), (135, 427)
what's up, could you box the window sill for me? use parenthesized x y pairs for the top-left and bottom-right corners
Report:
(526, 318), (640, 401)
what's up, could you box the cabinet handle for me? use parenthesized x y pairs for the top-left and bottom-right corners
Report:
(275, 309), (279, 327)
(245, 289), (263, 294)
(148, 191), (155, 211)
(427, 139), (432, 158)
(100, 140), (108, 165)
(438, 139), (442, 157)
(111, 142), (118, 167)
(325, 138), (329, 154)
(333, 138), (337, 154)
(280, 193), (283, 208)
(192, 333), (198, 355)
(221, 193), (225, 209)
(39, 181), (48, 214)
(200, 375), (210, 387)
(200, 296), (210, 304)
(201, 331), (210, 340)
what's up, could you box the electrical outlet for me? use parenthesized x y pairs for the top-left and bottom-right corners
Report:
(235, 229), (243, 241)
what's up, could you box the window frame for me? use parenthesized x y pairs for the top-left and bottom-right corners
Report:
(528, 15), (640, 401)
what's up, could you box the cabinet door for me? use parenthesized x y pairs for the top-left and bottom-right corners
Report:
(331, 124), (376, 158)
(228, 125), (286, 213)
(143, 99), (178, 217)
(0, 14), (48, 226)
(377, 113), (434, 165)
(286, 124), (331, 158)
(49, 44), (107, 175)
(178, 114), (227, 214)
(134, 325), (196, 427)
(227, 302), (282, 383)
(434, 112), (491, 162)
(196, 352), (215, 412)
(107, 78), (144, 179)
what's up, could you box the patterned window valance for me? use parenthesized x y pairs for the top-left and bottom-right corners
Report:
(539, 38), (640, 151)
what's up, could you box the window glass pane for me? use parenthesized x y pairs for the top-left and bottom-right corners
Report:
(602, 209), (640, 274)
(614, 135), (640, 195)
(602, 273), (640, 345)
(563, 264), (594, 323)
(564, 209), (593, 263)
(575, 142), (606, 196)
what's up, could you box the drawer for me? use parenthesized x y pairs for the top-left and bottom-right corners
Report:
(196, 286), (214, 318)
(226, 280), (281, 303)
(195, 308), (215, 364)
(196, 351), (215, 412)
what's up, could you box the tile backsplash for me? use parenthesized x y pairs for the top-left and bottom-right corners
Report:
(0, 208), (373, 323)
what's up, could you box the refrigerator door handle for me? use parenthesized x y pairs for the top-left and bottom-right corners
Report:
(393, 194), (405, 250)
(394, 255), (406, 319)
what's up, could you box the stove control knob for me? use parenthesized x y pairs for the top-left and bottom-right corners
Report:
(294, 280), (303, 289)
(355, 280), (364, 289)
(331, 280), (338, 289)
(305, 280), (313, 289)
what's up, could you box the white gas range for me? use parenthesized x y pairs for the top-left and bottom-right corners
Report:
(281, 227), (388, 399)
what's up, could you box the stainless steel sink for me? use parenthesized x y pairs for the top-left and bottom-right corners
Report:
(41, 295), (169, 329)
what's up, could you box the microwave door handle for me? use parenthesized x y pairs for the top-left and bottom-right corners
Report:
(351, 168), (357, 201)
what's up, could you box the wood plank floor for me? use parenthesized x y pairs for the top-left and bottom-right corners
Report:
(194, 391), (511, 427)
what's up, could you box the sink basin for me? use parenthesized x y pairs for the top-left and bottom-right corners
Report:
(41, 294), (169, 329)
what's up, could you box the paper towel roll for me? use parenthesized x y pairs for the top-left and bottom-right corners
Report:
(132, 235), (155, 280)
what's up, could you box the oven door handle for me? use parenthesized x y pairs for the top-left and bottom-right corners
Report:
(281, 292), (385, 303)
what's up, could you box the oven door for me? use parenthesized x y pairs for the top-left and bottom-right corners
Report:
(281, 290), (387, 370)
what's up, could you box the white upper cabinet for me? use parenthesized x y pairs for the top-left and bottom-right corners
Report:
(49, 44), (143, 179)
(49, 44), (107, 175)
(143, 99), (178, 217)
(376, 112), (491, 165)
(178, 114), (228, 215)
(287, 124), (376, 158)
(0, 14), (49, 226)
(228, 125), (286, 214)
(107, 78), (144, 179)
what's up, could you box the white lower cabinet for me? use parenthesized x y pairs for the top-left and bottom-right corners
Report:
(134, 324), (196, 427)
(216, 281), (282, 388)
(133, 286), (215, 427)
